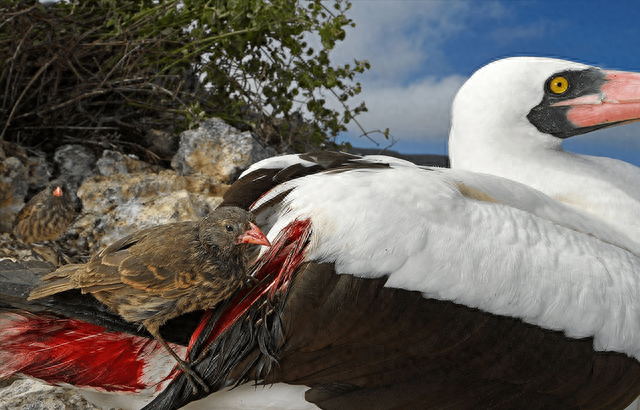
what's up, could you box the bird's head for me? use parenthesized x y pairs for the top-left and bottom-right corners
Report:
(198, 207), (270, 258)
(449, 57), (640, 164)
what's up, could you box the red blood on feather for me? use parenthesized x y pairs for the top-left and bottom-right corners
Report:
(0, 312), (173, 392)
(186, 218), (312, 359)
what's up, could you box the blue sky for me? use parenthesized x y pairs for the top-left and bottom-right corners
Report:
(330, 0), (640, 166)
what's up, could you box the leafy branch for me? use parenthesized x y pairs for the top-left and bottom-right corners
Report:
(0, 0), (370, 159)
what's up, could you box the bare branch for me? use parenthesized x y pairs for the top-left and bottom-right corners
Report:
(1, 52), (59, 140)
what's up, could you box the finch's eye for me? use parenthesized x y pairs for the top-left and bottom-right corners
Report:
(225, 225), (234, 232)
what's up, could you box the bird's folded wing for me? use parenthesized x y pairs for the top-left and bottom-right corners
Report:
(244, 153), (640, 360)
(119, 256), (192, 296)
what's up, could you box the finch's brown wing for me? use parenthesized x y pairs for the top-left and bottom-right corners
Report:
(74, 225), (162, 292)
(118, 256), (194, 297)
(13, 198), (36, 225)
(101, 222), (199, 297)
(76, 249), (132, 292)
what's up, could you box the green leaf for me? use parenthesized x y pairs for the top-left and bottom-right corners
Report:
(0, 0), (373, 153)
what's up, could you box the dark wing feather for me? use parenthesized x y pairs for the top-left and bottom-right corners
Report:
(265, 264), (640, 410)
(147, 262), (640, 410)
(222, 151), (389, 210)
(222, 168), (288, 210)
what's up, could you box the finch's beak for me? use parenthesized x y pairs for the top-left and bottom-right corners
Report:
(53, 186), (63, 197)
(237, 222), (271, 247)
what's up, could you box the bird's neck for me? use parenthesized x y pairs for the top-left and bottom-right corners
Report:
(449, 119), (613, 203)
(212, 249), (249, 280)
(449, 121), (640, 246)
(449, 119), (563, 177)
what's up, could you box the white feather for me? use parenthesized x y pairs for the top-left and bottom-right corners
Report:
(252, 161), (640, 361)
(240, 154), (317, 179)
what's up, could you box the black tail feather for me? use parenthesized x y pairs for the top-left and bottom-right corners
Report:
(142, 293), (280, 410)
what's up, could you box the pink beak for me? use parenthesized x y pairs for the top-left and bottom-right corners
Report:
(53, 186), (63, 197)
(555, 70), (640, 128)
(237, 222), (271, 247)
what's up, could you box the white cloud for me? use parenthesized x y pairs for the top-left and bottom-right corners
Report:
(307, 1), (497, 145)
(305, 1), (511, 147)
(328, 1), (507, 85)
(331, 74), (467, 142)
(329, 1), (462, 84)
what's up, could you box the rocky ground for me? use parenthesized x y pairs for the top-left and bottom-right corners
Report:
(0, 118), (275, 266)
(0, 378), (105, 410)
(0, 118), (275, 409)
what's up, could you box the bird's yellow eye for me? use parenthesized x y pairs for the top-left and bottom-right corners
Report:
(549, 76), (569, 94)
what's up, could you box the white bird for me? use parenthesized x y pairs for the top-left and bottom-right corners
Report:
(4, 57), (640, 410)
(449, 56), (640, 245)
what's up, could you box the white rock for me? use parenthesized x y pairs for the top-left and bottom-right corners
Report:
(68, 170), (227, 253)
(172, 118), (274, 183)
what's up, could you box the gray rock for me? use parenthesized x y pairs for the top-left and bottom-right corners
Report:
(0, 378), (105, 410)
(96, 150), (129, 176)
(25, 154), (52, 191)
(96, 151), (162, 177)
(0, 157), (28, 233)
(53, 145), (96, 191)
(66, 170), (227, 254)
(171, 118), (275, 183)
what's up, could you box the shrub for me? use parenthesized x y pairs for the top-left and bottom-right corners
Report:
(0, 0), (369, 160)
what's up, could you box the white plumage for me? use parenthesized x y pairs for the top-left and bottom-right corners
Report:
(450, 57), (640, 245)
(249, 156), (640, 361)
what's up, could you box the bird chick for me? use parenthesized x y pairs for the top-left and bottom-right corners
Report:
(28, 206), (271, 393)
(13, 180), (75, 244)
